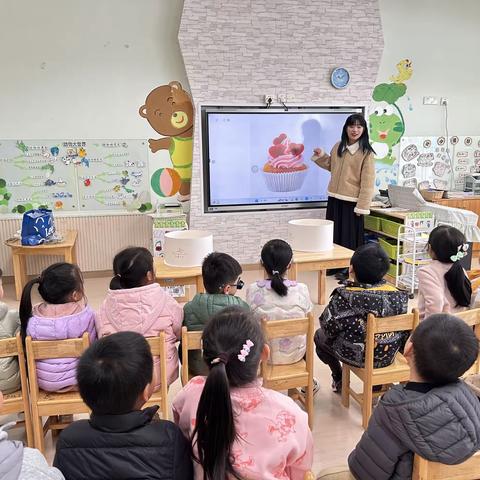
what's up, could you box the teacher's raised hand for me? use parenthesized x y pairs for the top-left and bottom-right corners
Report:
(313, 147), (325, 157)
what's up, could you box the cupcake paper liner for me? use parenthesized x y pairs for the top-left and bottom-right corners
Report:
(263, 168), (307, 192)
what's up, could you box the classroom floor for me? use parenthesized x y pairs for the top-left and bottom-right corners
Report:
(1, 268), (415, 473)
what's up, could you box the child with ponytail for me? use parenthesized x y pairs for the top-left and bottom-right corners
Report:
(246, 239), (313, 364)
(173, 306), (313, 480)
(96, 247), (183, 387)
(418, 225), (472, 319)
(19, 262), (96, 392)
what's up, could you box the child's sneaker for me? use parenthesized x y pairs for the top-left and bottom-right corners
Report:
(301, 378), (320, 396)
(331, 376), (342, 394)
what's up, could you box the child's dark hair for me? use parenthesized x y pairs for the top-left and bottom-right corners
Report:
(428, 226), (472, 307)
(351, 242), (389, 285)
(261, 239), (293, 297)
(19, 262), (84, 343)
(202, 252), (242, 294)
(193, 306), (264, 480)
(411, 314), (479, 384)
(0, 267), (3, 278)
(337, 114), (375, 157)
(77, 331), (153, 415)
(110, 247), (153, 290)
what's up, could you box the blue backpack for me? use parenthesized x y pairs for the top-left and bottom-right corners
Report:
(21, 209), (56, 246)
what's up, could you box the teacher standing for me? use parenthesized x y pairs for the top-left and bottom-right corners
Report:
(312, 114), (376, 279)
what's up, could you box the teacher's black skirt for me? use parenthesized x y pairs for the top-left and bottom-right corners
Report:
(326, 196), (364, 251)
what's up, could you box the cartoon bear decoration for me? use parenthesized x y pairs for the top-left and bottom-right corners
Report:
(139, 81), (194, 200)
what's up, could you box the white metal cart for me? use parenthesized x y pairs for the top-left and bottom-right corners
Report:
(395, 212), (434, 298)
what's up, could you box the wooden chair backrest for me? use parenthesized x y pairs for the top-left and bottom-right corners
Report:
(261, 312), (314, 340)
(450, 307), (480, 375)
(145, 330), (167, 357)
(364, 309), (419, 374)
(181, 327), (203, 385)
(0, 334), (29, 398)
(0, 336), (19, 359)
(413, 452), (480, 479)
(25, 333), (90, 392)
(145, 331), (169, 419)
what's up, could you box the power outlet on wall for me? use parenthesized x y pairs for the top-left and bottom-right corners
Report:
(440, 97), (448, 105)
(278, 94), (288, 103)
(264, 94), (275, 105)
(423, 96), (439, 105)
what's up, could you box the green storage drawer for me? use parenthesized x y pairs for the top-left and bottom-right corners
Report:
(379, 237), (400, 259)
(381, 218), (402, 238)
(388, 261), (400, 278)
(364, 215), (382, 231)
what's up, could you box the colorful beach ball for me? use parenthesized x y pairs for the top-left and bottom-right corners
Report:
(150, 168), (181, 197)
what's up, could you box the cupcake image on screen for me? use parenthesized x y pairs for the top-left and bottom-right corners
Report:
(263, 133), (307, 192)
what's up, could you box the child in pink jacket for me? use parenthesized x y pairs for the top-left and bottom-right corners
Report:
(173, 306), (313, 480)
(418, 226), (472, 319)
(96, 247), (183, 387)
(20, 262), (97, 392)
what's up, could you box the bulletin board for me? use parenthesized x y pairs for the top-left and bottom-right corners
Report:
(0, 139), (151, 215)
(398, 136), (480, 190)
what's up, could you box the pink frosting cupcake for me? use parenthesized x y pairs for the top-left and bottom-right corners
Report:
(263, 133), (307, 192)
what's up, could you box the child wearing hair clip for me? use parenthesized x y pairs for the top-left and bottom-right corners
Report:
(173, 306), (313, 480)
(418, 225), (472, 319)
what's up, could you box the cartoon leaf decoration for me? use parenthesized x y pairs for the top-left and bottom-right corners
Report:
(372, 83), (407, 104)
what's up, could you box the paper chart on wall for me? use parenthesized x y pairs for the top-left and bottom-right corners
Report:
(0, 139), (150, 215)
(398, 136), (480, 191)
(398, 137), (452, 190)
(451, 136), (480, 190)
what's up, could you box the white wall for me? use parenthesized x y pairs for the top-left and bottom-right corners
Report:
(378, 0), (480, 136)
(0, 0), (187, 139)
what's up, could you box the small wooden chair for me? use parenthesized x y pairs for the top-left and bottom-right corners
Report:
(341, 309), (420, 429)
(452, 307), (480, 378)
(413, 452), (480, 479)
(144, 331), (169, 420)
(0, 333), (33, 447)
(181, 326), (203, 386)
(26, 333), (90, 453)
(261, 312), (315, 429)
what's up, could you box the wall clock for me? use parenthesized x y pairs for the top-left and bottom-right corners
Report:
(331, 67), (350, 89)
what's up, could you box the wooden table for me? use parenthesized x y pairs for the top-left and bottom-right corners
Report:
(5, 230), (78, 300)
(289, 244), (354, 305)
(154, 257), (204, 296)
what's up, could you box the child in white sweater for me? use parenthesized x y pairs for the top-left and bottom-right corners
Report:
(246, 239), (313, 365)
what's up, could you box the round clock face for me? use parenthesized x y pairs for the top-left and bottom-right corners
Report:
(331, 67), (350, 89)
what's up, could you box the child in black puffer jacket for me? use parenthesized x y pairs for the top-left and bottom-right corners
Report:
(315, 243), (409, 393)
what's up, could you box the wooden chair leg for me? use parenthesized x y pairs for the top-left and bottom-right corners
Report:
(306, 382), (314, 430)
(32, 414), (45, 454)
(362, 379), (373, 429)
(341, 364), (350, 408)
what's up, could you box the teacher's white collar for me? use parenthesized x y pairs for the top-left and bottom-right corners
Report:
(346, 142), (359, 155)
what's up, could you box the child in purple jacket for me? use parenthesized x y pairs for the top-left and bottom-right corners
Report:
(19, 262), (96, 392)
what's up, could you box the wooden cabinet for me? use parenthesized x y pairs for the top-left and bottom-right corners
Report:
(431, 197), (480, 252)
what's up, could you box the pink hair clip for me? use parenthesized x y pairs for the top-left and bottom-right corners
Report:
(237, 339), (254, 362)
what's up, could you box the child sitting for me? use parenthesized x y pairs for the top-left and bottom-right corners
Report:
(418, 225), (472, 319)
(246, 239), (313, 365)
(183, 251), (249, 376)
(315, 243), (408, 393)
(96, 247), (183, 387)
(54, 332), (193, 480)
(348, 314), (480, 479)
(173, 306), (313, 480)
(0, 267), (21, 394)
(0, 389), (65, 479)
(20, 263), (96, 392)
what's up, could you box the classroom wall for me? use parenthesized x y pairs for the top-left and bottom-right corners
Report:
(0, 0), (187, 139)
(180, 0), (383, 263)
(377, 0), (480, 137)
(0, 0), (186, 275)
